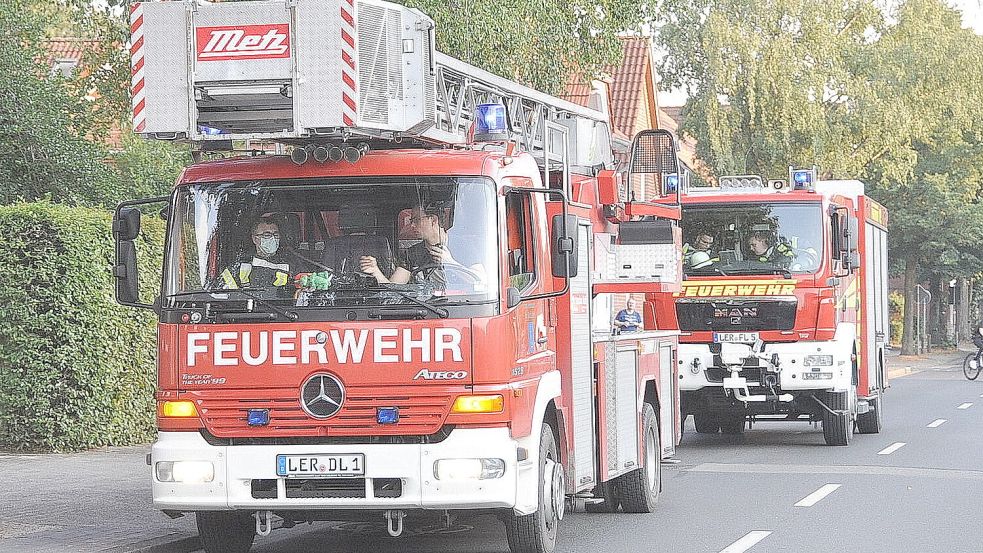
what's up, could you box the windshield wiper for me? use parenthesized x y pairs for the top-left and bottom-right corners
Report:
(373, 288), (449, 319)
(167, 288), (298, 321)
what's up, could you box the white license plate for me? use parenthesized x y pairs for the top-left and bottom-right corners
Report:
(713, 332), (759, 343)
(802, 372), (833, 380)
(276, 454), (364, 478)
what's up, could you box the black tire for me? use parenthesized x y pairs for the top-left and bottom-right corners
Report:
(822, 391), (852, 446)
(585, 481), (620, 513)
(196, 511), (255, 553)
(718, 412), (746, 435)
(693, 411), (720, 434)
(964, 354), (981, 380)
(615, 403), (661, 513)
(856, 396), (883, 434)
(506, 423), (562, 553)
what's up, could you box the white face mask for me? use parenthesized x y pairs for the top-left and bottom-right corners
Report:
(258, 236), (279, 256)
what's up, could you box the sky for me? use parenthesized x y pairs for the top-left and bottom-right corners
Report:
(657, 0), (983, 107)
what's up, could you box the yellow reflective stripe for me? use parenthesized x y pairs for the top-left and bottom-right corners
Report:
(273, 271), (288, 287)
(220, 268), (238, 289)
(239, 264), (251, 284)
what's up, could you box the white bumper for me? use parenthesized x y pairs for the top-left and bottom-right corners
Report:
(678, 324), (855, 394)
(151, 427), (520, 512)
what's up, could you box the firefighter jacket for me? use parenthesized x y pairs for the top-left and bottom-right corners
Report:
(219, 256), (292, 296)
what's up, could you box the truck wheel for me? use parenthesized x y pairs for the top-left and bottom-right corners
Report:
(718, 412), (746, 435)
(196, 511), (255, 553)
(693, 411), (719, 434)
(616, 403), (661, 513)
(856, 396), (883, 434)
(506, 422), (563, 553)
(822, 391), (852, 446)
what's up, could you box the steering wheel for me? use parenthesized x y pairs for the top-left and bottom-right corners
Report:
(410, 262), (485, 285)
(794, 248), (820, 268)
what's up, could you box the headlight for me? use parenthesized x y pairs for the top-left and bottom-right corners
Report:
(156, 461), (214, 483)
(434, 458), (506, 480)
(804, 355), (833, 366)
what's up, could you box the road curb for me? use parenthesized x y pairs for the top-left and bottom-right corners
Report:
(887, 366), (918, 379)
(101, 533), (200, 553)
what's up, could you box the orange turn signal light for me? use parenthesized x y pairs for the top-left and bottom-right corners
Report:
(451, 394), (504, 414)
(161, 400), (199, 418)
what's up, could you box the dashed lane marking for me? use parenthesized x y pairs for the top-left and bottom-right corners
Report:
(688, 463), (983, 480)
(877, 442), (907, 455)
(927, 419), (947, 428)
(794, 483), (841, 507)
(958, 403), (974, 410)
(720, 531), (772, 553)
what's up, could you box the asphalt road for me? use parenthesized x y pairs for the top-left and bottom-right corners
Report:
(215, 363), (983, 553)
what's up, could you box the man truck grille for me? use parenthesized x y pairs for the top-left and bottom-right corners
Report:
(676, 299), (797, 332)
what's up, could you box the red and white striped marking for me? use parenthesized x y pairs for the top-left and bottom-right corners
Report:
(339, 0), (357, 126)
(130, 3), (147, 133)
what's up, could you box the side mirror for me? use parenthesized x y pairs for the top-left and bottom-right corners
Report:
(841, 215), (860, 272)
(112, 198), (168, 309)
(506, 286), (522, 309)
(114, 206), (142, 241)
(114, 240), (141, 304)
(551, 214), (579, 278)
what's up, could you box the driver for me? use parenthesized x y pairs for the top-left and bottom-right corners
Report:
(747, 230), (794, 267)
(218, 216), (294, 297)
(360, 205), (462, 286)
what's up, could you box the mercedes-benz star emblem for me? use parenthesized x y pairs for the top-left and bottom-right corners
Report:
(300, 373), (345, 419)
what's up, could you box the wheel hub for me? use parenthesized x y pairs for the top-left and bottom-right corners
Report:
(543, 458), (565, 522)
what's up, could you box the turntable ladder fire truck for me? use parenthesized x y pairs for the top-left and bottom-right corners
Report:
(654, 171), (888, 446)
(113, 1), (685, 552)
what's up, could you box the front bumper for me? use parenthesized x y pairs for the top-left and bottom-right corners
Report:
(677, 340), (852, 395)
(151, 427), (519, 512)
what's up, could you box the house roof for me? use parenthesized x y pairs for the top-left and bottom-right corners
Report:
(45, 38), (100, 66)
(562, 37), (657, 141)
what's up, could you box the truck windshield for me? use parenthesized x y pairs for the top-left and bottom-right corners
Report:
(163, 177), (499, 307)
(681, 202), (823, 276)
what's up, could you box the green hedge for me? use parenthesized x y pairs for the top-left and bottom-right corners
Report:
(0, 202), (163, 451)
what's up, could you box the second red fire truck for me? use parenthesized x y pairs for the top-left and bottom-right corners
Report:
(654, 170), (888, 446)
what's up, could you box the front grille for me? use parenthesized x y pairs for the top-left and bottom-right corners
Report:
(192, 387), (456, 439)
(676, 299), (797, 332)
(286, 478), (366, 499)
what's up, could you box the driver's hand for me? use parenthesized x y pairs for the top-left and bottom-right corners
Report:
(427, 243), (453, 263)
(359, 255), (381, 276)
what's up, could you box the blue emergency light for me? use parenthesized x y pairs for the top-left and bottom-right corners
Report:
(247, 409), (270, 426)
(790, 167), (816, 191)
(474, 103), (509, 141)
(376, 407), (399, 425)
(198, 125), (226, 136)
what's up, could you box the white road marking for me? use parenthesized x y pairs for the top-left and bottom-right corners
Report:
(720, 531), (772, 553)
(878, 442), (907, 455)
(794, 483), (841, 507)
(927, 419), (947, 428)
(958, 403), (974, 410)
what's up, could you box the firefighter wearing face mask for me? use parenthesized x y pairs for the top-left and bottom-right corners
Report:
(219, 217), (293, 296)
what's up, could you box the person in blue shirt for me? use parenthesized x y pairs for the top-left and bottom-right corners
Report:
(613, 297), (644, 333)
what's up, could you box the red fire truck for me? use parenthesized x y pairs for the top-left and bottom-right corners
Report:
(654, 170), (888, 446)
(113, 1), (684, 552)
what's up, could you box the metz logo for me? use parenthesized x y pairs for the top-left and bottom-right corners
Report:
(196, 24), (290, 61)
